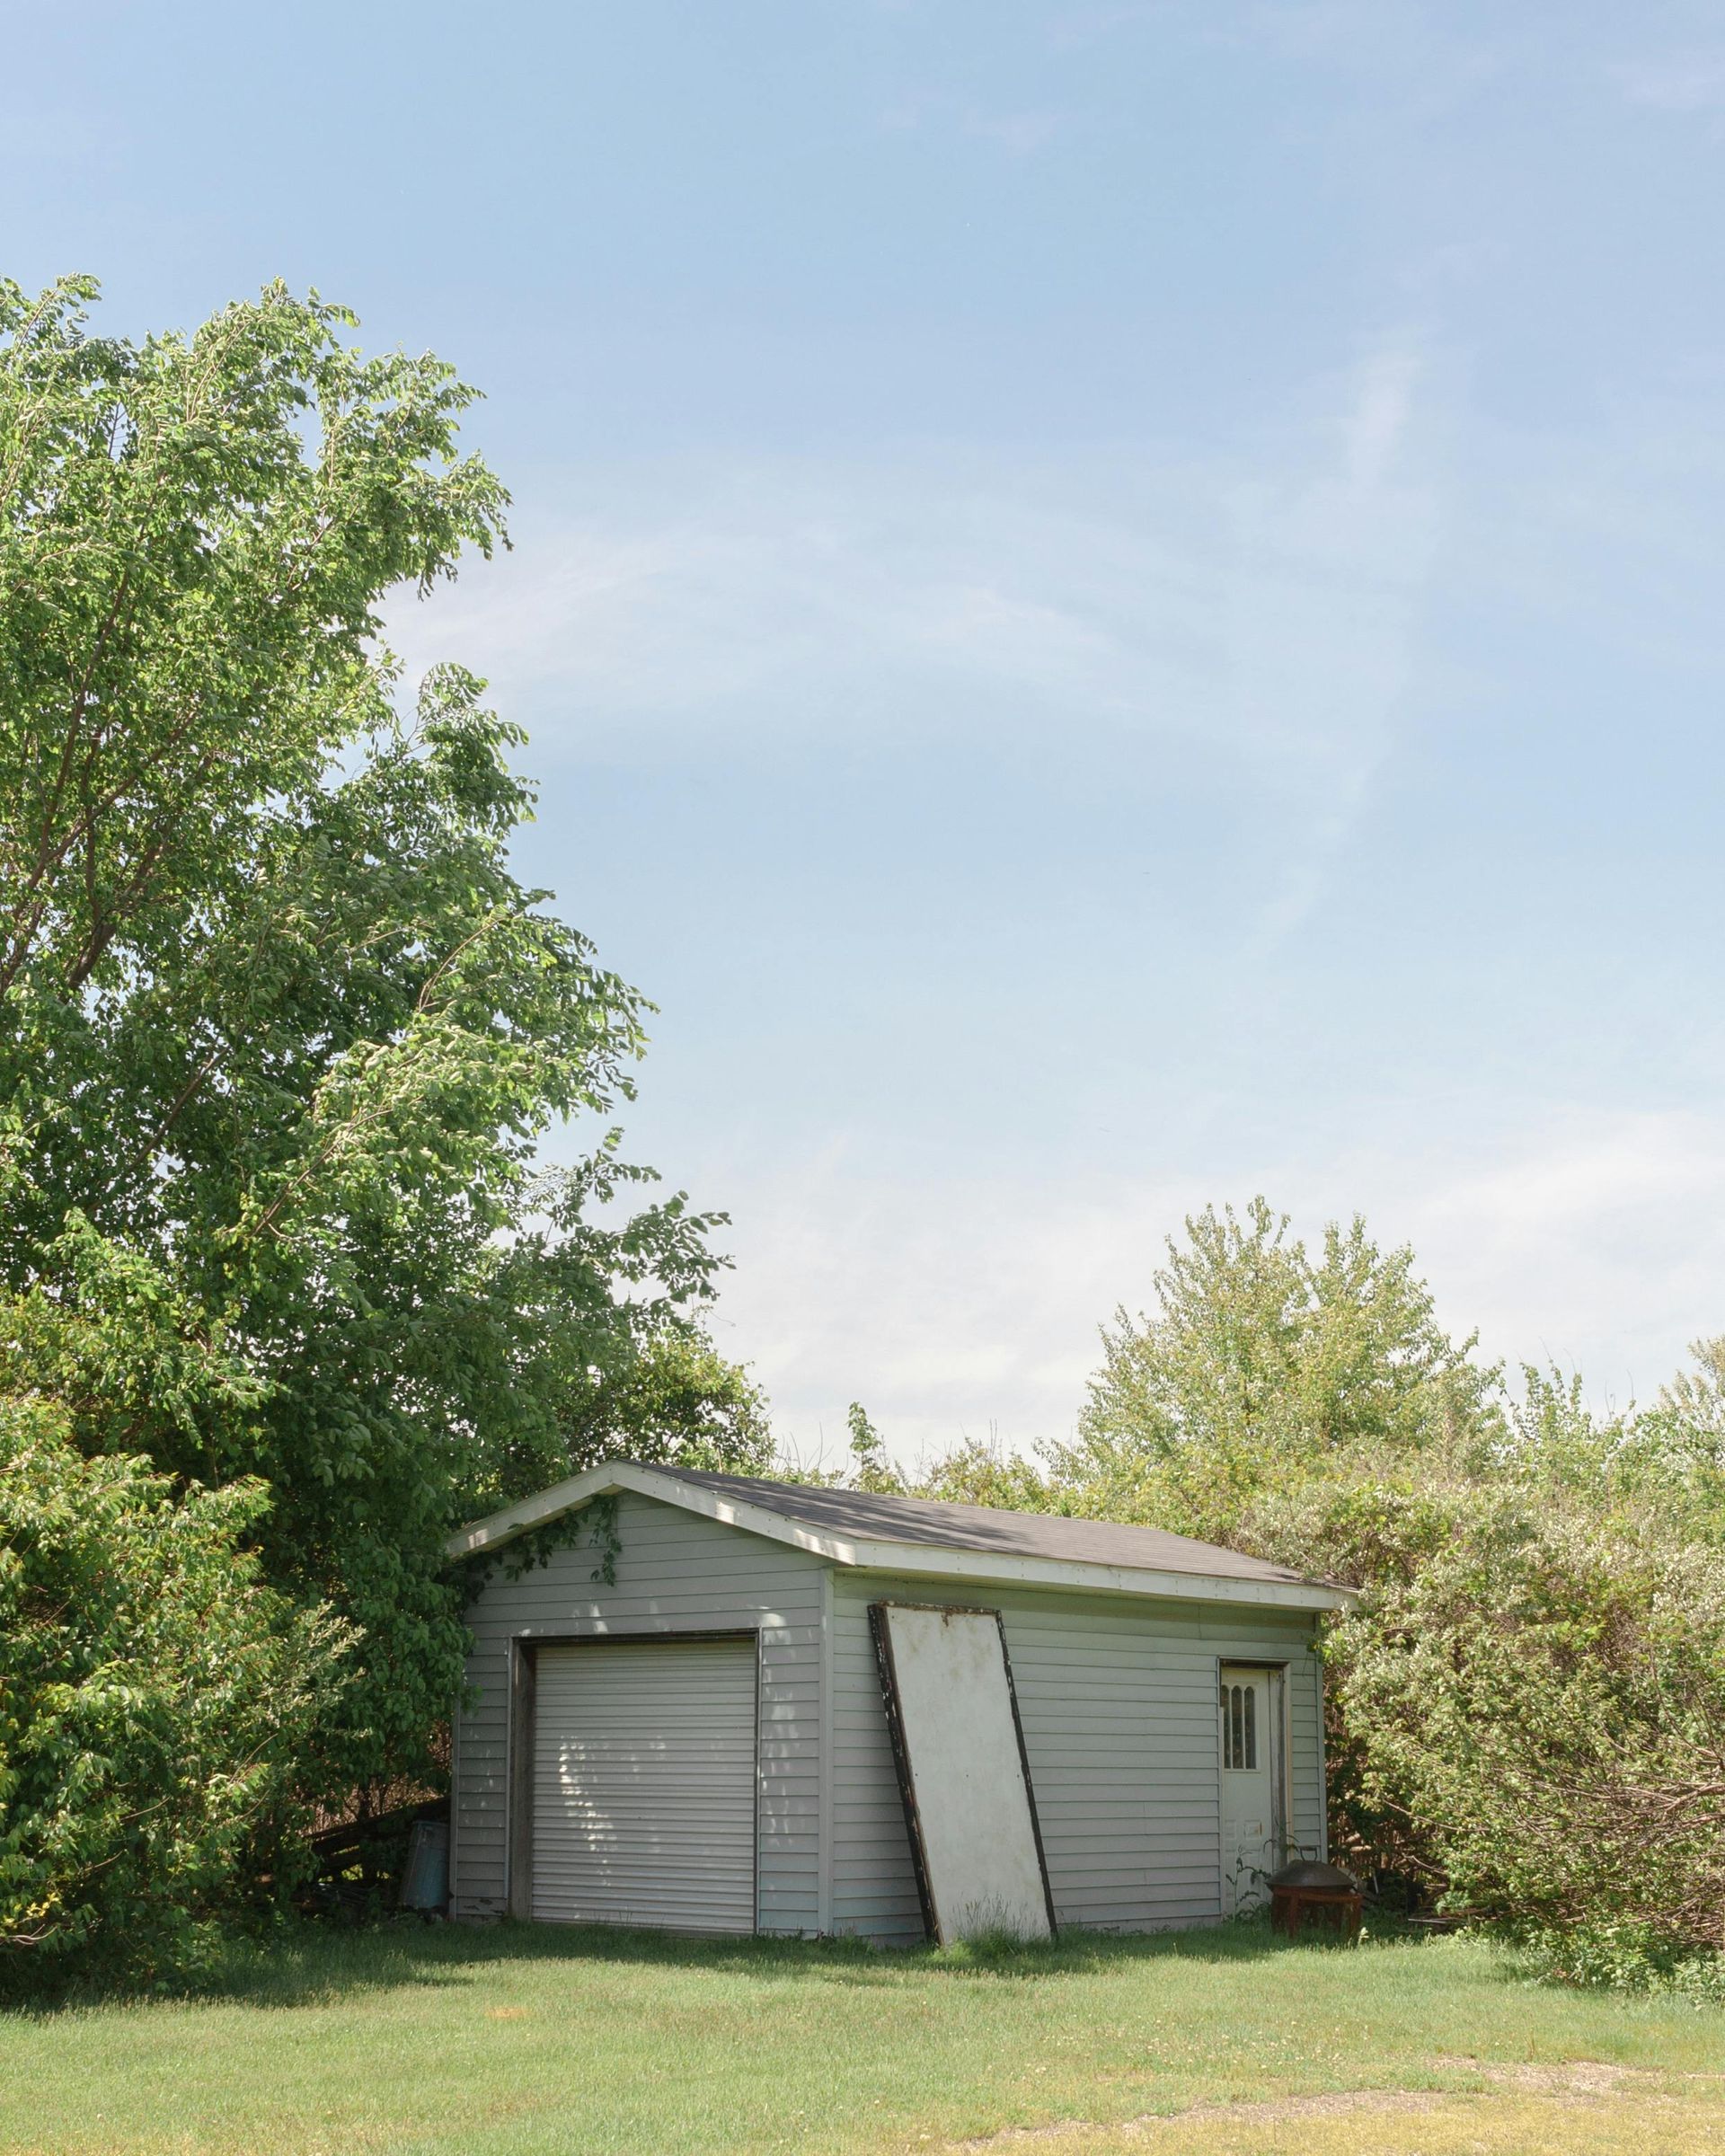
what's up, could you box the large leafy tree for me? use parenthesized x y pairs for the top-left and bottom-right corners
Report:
(0, 276), (760, 1799)
(1051, 1197), (1499, 1541)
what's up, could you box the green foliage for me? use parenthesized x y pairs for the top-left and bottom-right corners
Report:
(845, 1401), (903, 1493)
(946, 1199), (1725, 1985)
(0, 1390), (347, 1993)
(1255, 1469), (1725, 1968)
(0, 273), (504, 1020)
(1352, 1501), (1725, 1960)
(917, 1437), (1070, 1513)
(1623, 1338), (1725, 1541)
(560, 1330), (774, 1478)
(1053, 1198), (1497, 1542)
(582, 1494), (624, 1589)
(0, 274), (755, 1859)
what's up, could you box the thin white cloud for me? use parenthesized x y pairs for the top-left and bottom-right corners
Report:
(1410, 1110), (1725, 1395)
(879, 88), (1066, 155)
(1614, 51), (1725, 111)
(377, 312), (1725, 1487)
(704, 1107), (1725, 1470)
(386, 336), (1440, 1030)
(964, 108), (1065, 154)
(1230, 0), (1498, 81)
(699, 1141), (1215, 1467)
(1344, 340), (1421, 491)
(389, 335), (1438, 837)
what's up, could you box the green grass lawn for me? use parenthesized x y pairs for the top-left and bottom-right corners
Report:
(2, 1922), (1721, 2156)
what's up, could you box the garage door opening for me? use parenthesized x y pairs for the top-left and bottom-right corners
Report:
(518, 1634), (759, 1934)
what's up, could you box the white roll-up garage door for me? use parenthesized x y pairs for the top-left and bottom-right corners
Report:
(531, 1636), (758, 1933)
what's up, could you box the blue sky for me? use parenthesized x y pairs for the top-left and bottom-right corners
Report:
(12, 2), (1725, 1462)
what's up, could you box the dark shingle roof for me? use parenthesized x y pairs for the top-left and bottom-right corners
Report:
(643, 1464), (1323, 1589)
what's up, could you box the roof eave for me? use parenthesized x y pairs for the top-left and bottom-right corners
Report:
(830, 1539), (1355, 1612)
(445, 1462), (1357, 1613)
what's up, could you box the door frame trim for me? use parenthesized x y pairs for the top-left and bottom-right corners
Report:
(504, 1625), (763, 1929)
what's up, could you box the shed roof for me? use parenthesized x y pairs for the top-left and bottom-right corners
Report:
(448, 1460), (1353, 1613)
(648, 1466), (1315, 1586)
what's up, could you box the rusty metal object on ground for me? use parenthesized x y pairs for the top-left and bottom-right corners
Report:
(1268, 1859), (1363, 1942)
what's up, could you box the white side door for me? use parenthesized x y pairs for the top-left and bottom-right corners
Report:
(1218, 1665), (1281, 1914)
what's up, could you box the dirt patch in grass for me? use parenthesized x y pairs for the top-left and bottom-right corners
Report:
(950, 2088), (1450, 2146)
(1442, 2056), (1642, 2097)
(949, 2059), (1725, 2152)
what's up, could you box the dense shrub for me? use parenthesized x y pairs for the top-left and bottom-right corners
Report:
(0, 1399), (348, 1993)
(1253, 1472), (1725, 1975)
(920, 1202), (1725, 1990)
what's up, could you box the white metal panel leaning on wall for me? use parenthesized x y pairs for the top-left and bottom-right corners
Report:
(870, 1604), (1056, 1945)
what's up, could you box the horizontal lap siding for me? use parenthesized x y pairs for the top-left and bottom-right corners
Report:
(830, 1573), (1322, 1946)
(452, 1492), (824, 1934)
(1289, 1639), (1325, 1858)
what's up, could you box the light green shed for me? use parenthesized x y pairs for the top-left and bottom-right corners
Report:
(446, 1463), (1350, 1943)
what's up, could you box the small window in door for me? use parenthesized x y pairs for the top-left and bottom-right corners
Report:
(1221, 1680), (1256, 1771)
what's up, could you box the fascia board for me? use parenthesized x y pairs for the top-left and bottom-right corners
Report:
(443, 1461), (813, 1562)
(444, 1463), (631, 1560)
(836, 1540), (1357, 1612)
(447, 1463), (1356, 1612)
